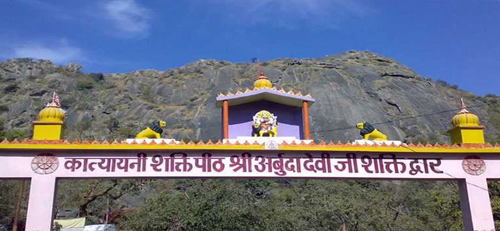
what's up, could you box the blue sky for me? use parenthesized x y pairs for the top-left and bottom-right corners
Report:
(0, 0), (499, 96)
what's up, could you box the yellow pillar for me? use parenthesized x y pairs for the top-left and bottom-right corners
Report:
(33, 121), (64, 140)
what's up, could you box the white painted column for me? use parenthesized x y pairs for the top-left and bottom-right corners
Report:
(459, 177), (495, 231)
(25, 176), (57, 231)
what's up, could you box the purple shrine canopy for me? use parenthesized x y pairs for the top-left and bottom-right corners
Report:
(216, 88), (314, 107)
(216, 88), (315, 139)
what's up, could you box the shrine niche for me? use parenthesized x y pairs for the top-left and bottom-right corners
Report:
(252, 110), (278, 137)
(216, 67), (314, 142)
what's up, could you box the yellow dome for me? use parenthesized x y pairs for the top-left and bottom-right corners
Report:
(38, 102), (65, 123)
(452, 113), (479, 127)
(254, 73), (272, 89)
(452, 99), (479, 127)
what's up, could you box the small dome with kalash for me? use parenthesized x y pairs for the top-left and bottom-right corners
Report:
(38, 101), (65, 123)
(32, 92), (66, 140)
(452, 98), (479, 127)
(448, 98), (485, 145)
(254, 72), (273, 89)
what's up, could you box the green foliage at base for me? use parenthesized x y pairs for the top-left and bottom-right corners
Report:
(0, 119), (29, 141)
(2, 129), (29, 141)
(119, 179), (462, 231)
(0, 180), (29, 230)
(489, 181), (500, 229)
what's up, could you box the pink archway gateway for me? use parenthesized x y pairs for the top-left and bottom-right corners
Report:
(0, 140), (498, 231)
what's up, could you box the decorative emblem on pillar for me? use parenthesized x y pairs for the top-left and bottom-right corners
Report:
(31, 154), (59, 175)
(462, 155), (486, 176)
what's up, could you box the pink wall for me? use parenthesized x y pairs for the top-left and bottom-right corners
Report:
(0, 150), (496, 231)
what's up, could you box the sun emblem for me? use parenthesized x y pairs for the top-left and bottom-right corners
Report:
(31, 154), (59, 175)
(462, 155), (486, 176)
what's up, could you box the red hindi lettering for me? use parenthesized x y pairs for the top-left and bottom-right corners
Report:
(129, 153), (148, 172)
(229, 153), (252, 172)
(194, 153), (226, 172)
(151, 155), (172, 172)
(316, 153), (332, 173)
(115, 158), (129, 172)
(334, 153), (359, 173)
(303, 153), (331, 173)
(380, 154), (406, 174)
(303, 153), (316, 172)
(428, 158), (444, 173)
(408, 158), (429, 175)
(171, 153), (193, 172)
(97, 158), (117, 172)
(284, 155), (301, 173)
(64, 158), (85, 172)
(360, 155), (384, 173)
(254, 156), (267, 172)
(270, 154), (286, 176)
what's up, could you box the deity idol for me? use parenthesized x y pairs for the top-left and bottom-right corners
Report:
(252, 110), (278, 137)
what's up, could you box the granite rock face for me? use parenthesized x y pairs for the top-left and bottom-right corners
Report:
(0, 51), (498, 143)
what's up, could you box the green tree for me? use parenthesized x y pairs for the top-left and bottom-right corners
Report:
(0, 180), (29, 230)
(56, 179), (145, 224)
(489, 181), (500, 230)
(119, 179), (462, 231)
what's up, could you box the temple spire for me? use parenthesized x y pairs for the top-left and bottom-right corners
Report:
(459, 98), (470, 114)
(258, 59), (264, 77)
(253, 58), (272, 89)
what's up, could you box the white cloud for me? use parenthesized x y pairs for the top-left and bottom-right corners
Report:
(16, 0), (153, 39)
(103, 0), (152, 38)
(213, 0), (371, 29)
(9, 40), (84, 64)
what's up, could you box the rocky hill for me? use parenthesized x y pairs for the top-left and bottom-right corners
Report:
(1, 51), (499, 143)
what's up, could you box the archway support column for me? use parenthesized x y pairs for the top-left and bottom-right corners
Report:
(458, 177), (495, 231)
(25, 176), (57, 231)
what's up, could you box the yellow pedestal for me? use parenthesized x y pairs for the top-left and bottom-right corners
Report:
(32, 121), (64, 140)
(448, 126), (485, 145)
